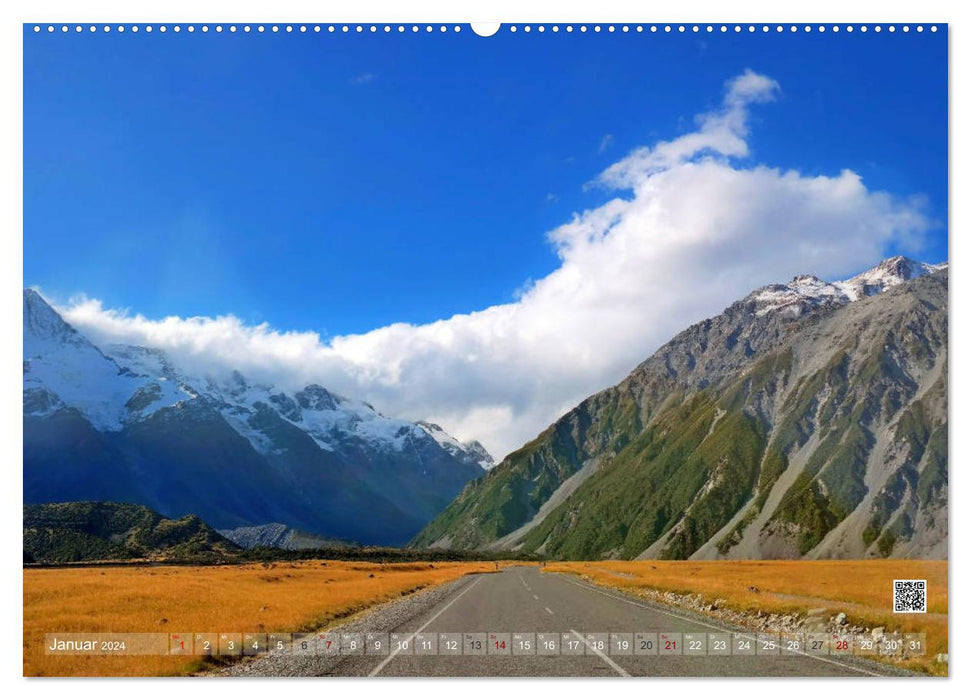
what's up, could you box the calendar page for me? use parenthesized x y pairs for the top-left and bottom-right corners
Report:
(20, 9), (949, 685)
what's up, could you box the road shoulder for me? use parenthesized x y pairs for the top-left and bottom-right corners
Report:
(216, 573), (484, 676)
(548, 570), (922, 678)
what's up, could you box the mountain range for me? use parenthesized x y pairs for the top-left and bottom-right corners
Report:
(216, 522), (352, 550)
(23, 291), (492, 546)
(412, 257), (948, 560)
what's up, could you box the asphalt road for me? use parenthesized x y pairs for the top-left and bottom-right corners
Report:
(230, 566), (893, 677)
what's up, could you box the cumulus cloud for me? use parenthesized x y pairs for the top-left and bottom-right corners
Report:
(597, 69), (779, 187)
(57, 71), (933, 460)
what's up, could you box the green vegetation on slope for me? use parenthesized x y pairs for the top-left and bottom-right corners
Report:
(23, 502), (239, 563)
(411, 384), (648, 549)
(518, 394), (766, 560)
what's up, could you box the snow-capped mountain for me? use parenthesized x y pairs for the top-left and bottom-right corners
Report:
(752, 256), (946, 318)
(415, 257), (948, 560)
(23, 291), (195, 429)
(417, 421), (494, 470)
(23, 290), (491, 545)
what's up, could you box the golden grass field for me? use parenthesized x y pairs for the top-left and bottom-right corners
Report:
(23, 560), (506, 677)
(546, 560), (948, 675)
(24, 559), (948, 677)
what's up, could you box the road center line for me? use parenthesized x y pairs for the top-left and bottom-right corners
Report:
(368, 575), (482, 677)
(571, 629), (629, 677)
(560, 575), (882, 677)
(545, 607), (554, 615)
(533, 594), (539, 600)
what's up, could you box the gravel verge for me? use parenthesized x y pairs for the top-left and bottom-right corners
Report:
(213, 574), (479, 677)
(560, 573), (928, 678)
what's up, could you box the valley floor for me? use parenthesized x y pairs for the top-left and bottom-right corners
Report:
(23, 559), (502, 676)
(546, 560), (947, 676)
(23, 559), (946, 677)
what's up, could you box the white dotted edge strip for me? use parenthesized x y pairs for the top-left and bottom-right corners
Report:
(32, 24), (467, 34)
(30, 24), (939, 35)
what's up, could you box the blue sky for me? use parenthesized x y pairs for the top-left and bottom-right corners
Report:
(25, 26), (947, 337)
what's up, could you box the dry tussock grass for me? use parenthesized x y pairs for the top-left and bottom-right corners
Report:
(546, 560), (947, 675)
(24, 560), (502, 676)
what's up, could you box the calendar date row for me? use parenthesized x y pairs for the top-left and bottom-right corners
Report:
(47, 631), (927, 658)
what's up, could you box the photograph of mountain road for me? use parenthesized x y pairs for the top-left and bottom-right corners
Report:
(23, 22), (947, 678)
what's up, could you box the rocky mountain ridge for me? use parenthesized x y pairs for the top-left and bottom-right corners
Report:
(412, 257), (948, 560)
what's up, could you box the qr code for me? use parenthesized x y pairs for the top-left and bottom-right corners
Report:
(893, 579), (927, 613)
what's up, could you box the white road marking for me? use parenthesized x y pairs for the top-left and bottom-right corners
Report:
(533, 594), (539, 600)
(545, 607), (554, 615)
(560, 575), (882, 677)
(368, 576), (482, 677)
(571, 629), (629, 677)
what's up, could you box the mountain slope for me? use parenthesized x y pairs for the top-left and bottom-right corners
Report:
(23, 291), (492, 545)
(216, 523), (352, 550)
(23, 502), (239, 563)
(412, 257), (947, 560)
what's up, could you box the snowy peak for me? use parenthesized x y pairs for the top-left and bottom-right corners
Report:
(24, 289), (67, 336)
(24, 289), (98, 358)
(461, 439), (495, 470)
(416, 421), (456, 446)
(417, 421), (494, 470)
(295, 384), (341, 412)
(751, 275), (847, 318)
(23, 290), (151, 430)
(68, 335), (492, 469)
(198, 369), (419, 455)
(751, 256), (945, 318)
(840, 255), (945, 300)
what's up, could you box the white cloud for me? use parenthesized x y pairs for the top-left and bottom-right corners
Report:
(56, 71), (933, 460)
(597, 69), (779, 188)
(598, 133), (614, 154)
